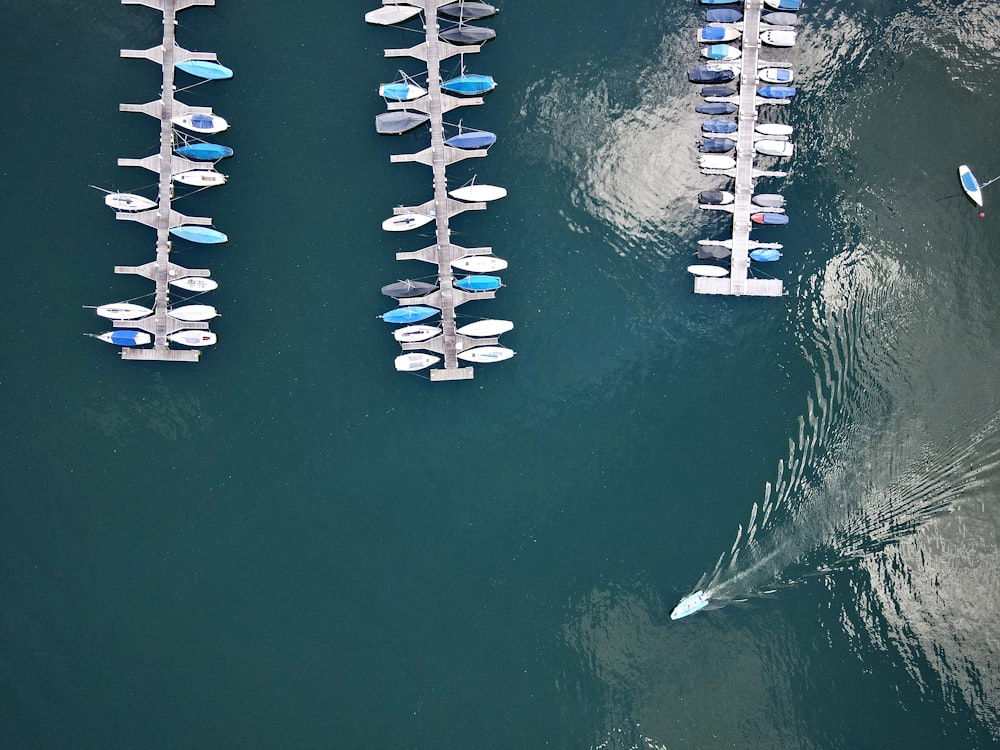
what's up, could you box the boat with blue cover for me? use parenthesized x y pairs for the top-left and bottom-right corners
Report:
(706, 8), (742, 22)
(689, 66), (735, 84)
(700, 85), (737, 98)
(455, 275), (501, 292)
(670, 590), (711, 620)
(764, 0), (801, 10)
(174, 142), (234, 161)
(702, 44), (741, 61)
(94, 330), (151, 346)
(700, 0), (740, 5)
(381, 306), (440, 324)
(758, 67), (794, 84)
(700, 138), (735, 153)
(702, 118), (738, 133)
(445, 130), (497, 149)
(379, 81), (427, 101)
(176, 60), (233, 80)
(696, 102), (738, 115)
(757, 85), (796, 99)
(698, 26), (740, 43)
(169, 225), (228, 243)
(441, 74), (496, 95)
(751, 212), (789, 225)
(750, 248), (782, 262)
(959, 165), (983, 207)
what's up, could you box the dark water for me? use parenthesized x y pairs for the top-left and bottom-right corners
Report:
(2, 1), (999, 748)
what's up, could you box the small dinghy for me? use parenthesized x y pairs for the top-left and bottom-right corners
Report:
(170, 226), (228, 244)
(176, 60), (233, 80)
(760, 29), (797, 47)
(697, 245), (732, 260)
(702, 44), (742, 61)
(375, 111), (430, 134)
(687, 265), (729, 277)
(764, 0), (801, 10)
(171, 113), (229, 134)
(670, 590), (711, 620)
(958, 165), (984, 207)
(441, 74), (496, 95)
(168, 304), (218, 321)
(688, 66), (736, 84)
(700, 84), (737, 98)
(174, 142), (233, 161)
(696, 102), (738, 115)
(455, 275), (502, 292)
(382, 213), (435, 232)
(700, 154), (736, 170)
(393, 325), (441, 343)
(698, 190), (735, 205)
(381, 280), (438, 298)
(451, 255), (508, 273)
(456, 319), (514, 337)
(168, 330), (218, 347)
(700, 138), (735, 153)
(95, 330), (151, 346)
(763, 11), (799, 25)
(751, 212), (790, 225)
(395, 352), (441, 372)
(758, 67), (794, 84)
(170, 276), (218, 292)
(449, 184), (507, 202)
(381, 306), (439, 324)
(702, 118), (738, 133)
(706, 8), (742, 22)
(173, 169), (227, 187)
(379, 81), (427, 101)
(757, 85), (796, 99)
(96, 302), (152, 320)
(445, 130), (496, 149)
(439, 2), (498, 20)
(698, 25), (741, 43)
(439, 25), (496, 44)
(105, 193), (156, 212)
(750, 248), (782, 262)
(755, 139), (794, 157)
(457, 345), (515, 363)
(755, 123), (794, 137)
(365, 4), (421, 25)
(752, 193), (786, 208)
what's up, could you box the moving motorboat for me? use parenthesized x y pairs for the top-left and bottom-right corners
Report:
(698, 25), (741, 43)
(170, 226), (228, 243)
(751, 212), (790, 225)
(755, 139), (794, 157)
(700, 138), (735, 153)
(176, 60), (233, 80)
(381, 280), (438, 298)
(696, 102), (738, 115)
(439, 2), (498, 20)
(758, 67), (794, 84)
(698, 190), (735, 205)
(760, 29), (797, 47)
(169, 276), (219, 292)
(168, 330), (218, 346)
(375, 111), (430, 134)
(382, 213), (435, 232)
(95, 302), (152, 320)
(394, 352), (441, 371)
(173, 169), (227, 187)
(457, 345), (515, 363)
(750, 248), (782, 262)
(757, 85), (796, 99)
(171, 113), (229, 134)
(687, 265), (728, 277)
(441, 74), (496, 95)
(167, 304), (218, 321)
(174, 142), (234, 160)
(451, 255), (508, 273)
(94, 330), (151, 346)
(439, 25), (496, 44)
(365, 4), (422, 25)
(379, 81), (427, 101)
(959, 165), (984, 207)
(702, 118), (738, 133)
(702, 44), (741, 61)
(445, 129), (497, 149)
(456, 319), (514, 337)
(393, 325), (441, 343)
(697, 245), (731, 259)
(381, 306), (440, 324)
(670, 590), (711, 620)
(104, 193), (156, 212)
(689, 65), (735, 84)
(455, 275), (502, 292)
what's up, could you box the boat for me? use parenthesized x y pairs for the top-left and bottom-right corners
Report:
(441, 74), (496, 96)
(696, 102), (738, 115)
(171, 113), (229, 134)
(700, 84), (737, 98)
(702, 44), (741, 61)
(698, 190), (735, 205)
(381, 306), (439, 324)
(757, 85), (796, 99)
(702, 118), (738, 133)
(760, 29), (797, 47)
(455, 275), (502, 292)
(379, 81), (427, 101)
(755, 123), (794, 137)
(439, 2), (498, 20)
(173, 169), (227, 187)
(382, 213), (435, 232)
(751, 212), (790, 225)
(752, 193), (786, 208)
(95, 302), (152, 319)
(445, 130), (497, 149)
(375, 111), (430, 134)
(700, 138), (735, 153)
(670, 590), (711, 620)
(439, 25), (496, 44)
(175, 60), (233, 80)
(699, 0), (741, 5)
(750, 248), (782, 262)
(167, 304), (218, 321)
(94, 330), (151, 346)
(168, 330), (218, 346)
(381, 280), (438, 298)
(764, 0), (801, 10)
(457, 345), (515, 363)
(697, 245), (731, 260)
(174, 142), (234, 160)
(698, 25), (741, 43)
(104, 193), (156, 212)
(449, 184), (507, 202)
(169, 276), (219, 292)
(170, 226), (228, 244)
(758, 67), (794, 84)
(700, 154), (736, 170)
(365, 4), (422, 25)
(687, 265), (728, 277)
(706, 8), (742, 22)
(394, 352), (441, 371)
(456, 319), (514, 337)
(959, 165), (984, 207)
(763, 11), (799, 25)
(451, 255), (508, 273)
(755, 139), (794, 157)
(688, 66), (735, 84)
(393, 325), (441, 343)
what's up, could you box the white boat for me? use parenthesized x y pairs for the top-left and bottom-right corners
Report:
(701, 44), (742, 61)
(95, 302), (152, 319)
(457, 345), (516, 363)
(755, 123), (793, 137)
(959, 165), (984, 207)
(104, 193), (156, 212)
(173, 169), (227, 187)
(449, 184), (508, 202)
(167, 304), (218, 322)
(169, 276), (219, 292)
(365, 4), (421, 25)
(171, 113), (229, 134)
(451, 255), (508, 273)
(382, 213), (435, 232)
(393, 325), (441, 343)
(168, 330), (218, 347)
(456, 319), (514, 337)
(755, 139), (794, 157)
(760, 29), (797, 47)
(758, 67), (794, 84)
(700, 154), (736, 170)
(670, 590), (711, 620)
(687, 265), (728, 277)
(697, 25), (741, 43)
(394, 352), (441, 371)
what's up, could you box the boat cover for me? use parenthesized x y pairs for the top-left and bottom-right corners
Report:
(702, 118), (738, 133)
(382, 306), (439, 324)
(381, 281), (437, 298)
(439, 2), (497, 20)
(697, 245), (732, 260)
(700, 138), (735, 153)
(439, 26), (496, 44)
(191, 114), (215, 129)
(700, 85), (736, 97)
(757, 85), (796, 98)
(689, 66), (735, 83)
(109, 330), (145, 346)
(750, 249), (782, 262)
(706, 8), (742, 22)
(455, 275), (501, 291)
(696, 102), (738, 115)
(445, 130), (497, 148)
(699, 27), (728, 42)
(698, 191), (730, 204)
(175, 143), (233, 160)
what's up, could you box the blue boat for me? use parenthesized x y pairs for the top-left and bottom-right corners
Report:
(699, 26), (734, 43)
(700, 0), (740, 5)
(702, 118), (738, 133)
(696, 102), (738, 115)
(175, 143), (234, 161)
(455, 275), (501, 292)
(700, 138), (735, 153)
(689, 66), (735, 84)
(176, 60), (234, 80)
(97, 329), (151, 347)
(750, 249), (782, 262)
(706, 8), (742, 22)
(445, 130), (497, 149)
(757, 85), (797, 99)
(169, 226), (228, 244)
(764, 0), (801, 10)
(441, 74), (496, 96)
(751, 212), (790, 225)
(382, 306), (440, 324)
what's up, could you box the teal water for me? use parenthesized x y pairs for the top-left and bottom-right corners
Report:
(2, 1), (999, 748)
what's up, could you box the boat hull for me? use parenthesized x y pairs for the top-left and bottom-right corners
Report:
(959, 165), (984, 207)
(169, 276), (219, 292)
(393, 325), (441, 343)
(395, 352), (441, 371)
(455, 275), (502, 292)
(382, 306), (439, 324)
(456, 319), (514, 337)
(365, 4), (422, 25)
(688, 66), (736, 84)
(702, 44), (741, 60)
(382, 213), (435, 232)
(173, 169), (227, 187)
(758, 67), (794, 84)
(175, 60), (233, 80)
(375, 111), (430, 134)
(698, 26), (741, 43)
(670, 590), (711, 620)
(760, 29), (797, 47)
(441, 75), (496, 96)
(171, 113), (229, 134)
(755, 139), (794, 157)
(379, 82), (427, 101)
(105, 193), (156, 211)
(449, 184), (507, 202)
(167, 304), (218, 322)
(169, 226), (228, 243)
(439, 2), (498, 20)
(439, 26), (496, 44)
(96, 303), (152, 320)
(381, 280), (438, 298)
(687, 265), (728, 277)
(450, 255), (508, 273)
(698, 190), (735, 205)
(751, 212), (790, 225)
(445, 130), (497, 149)
(750, 249), (782, 262)
(168, 330), (218, 346)
(457, 346), (515, 363)
(696, 102), (738, 115)
(174, 143), (234, 161)
(96, 330), (151, 346)
(757, 85), (796, 99)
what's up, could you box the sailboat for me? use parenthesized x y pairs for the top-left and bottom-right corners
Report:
(175, 60), (233, 80)
(174, 142), (234, 161)
(93, 330), (151, 346)
(958, 165), (984, 207)
(104, 193), (156, 211)
(394, 352), (441, 371)
(171, 113), (229, 134)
